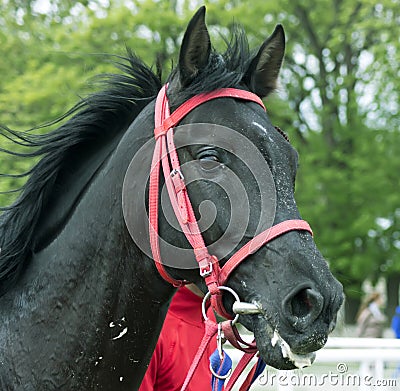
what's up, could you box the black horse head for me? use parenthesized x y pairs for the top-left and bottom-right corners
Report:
(144, 7), (344, 370)
(0, 6), (343, 389)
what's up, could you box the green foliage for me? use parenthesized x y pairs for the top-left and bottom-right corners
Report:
(0, 0), (399, 300)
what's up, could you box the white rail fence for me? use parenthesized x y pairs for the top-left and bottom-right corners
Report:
(228, 337), (400, 390)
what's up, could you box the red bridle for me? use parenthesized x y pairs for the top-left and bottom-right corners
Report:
(149, 84), (312, 319)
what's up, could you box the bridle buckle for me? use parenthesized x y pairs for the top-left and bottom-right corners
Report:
(171, 168), (184, 180)
(200, 261), (213, 277)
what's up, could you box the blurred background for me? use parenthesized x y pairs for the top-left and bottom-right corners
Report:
(0, 0), (399, 327)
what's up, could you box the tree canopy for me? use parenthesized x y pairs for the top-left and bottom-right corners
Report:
(1, 0), (399, 316)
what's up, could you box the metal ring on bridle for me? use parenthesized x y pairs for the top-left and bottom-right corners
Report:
(209, 363), (232, 380)
(201, 285), (240, 325)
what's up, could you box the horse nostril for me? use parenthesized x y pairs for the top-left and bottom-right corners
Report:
(283, 287), (324, 331)
(291, 288), (320, 317)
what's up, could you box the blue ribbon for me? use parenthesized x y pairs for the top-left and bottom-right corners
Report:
(210, 348), (232, 391)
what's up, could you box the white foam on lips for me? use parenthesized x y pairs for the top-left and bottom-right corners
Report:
(271, 330), (314, 369)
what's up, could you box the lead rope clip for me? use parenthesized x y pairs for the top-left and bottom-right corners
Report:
(210, 323), (232, 391)
(217, 323), (225, 360)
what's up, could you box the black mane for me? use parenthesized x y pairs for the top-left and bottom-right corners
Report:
(0, 50), (161, 295)
(0, 28), (252, 295)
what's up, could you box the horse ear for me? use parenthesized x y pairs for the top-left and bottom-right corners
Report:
(244, 25), (285, 97)
(179, 6), (211, 86)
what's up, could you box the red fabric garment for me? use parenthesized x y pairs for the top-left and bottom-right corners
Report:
(139, 286), (217, 391)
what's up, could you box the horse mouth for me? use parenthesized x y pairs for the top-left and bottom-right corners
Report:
(250, 316), (323, 370)
(269, 329), (316, 369)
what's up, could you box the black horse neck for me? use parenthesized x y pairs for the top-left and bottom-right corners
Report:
(0, 102), (175, 390)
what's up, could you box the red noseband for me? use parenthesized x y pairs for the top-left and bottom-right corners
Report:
(149, 84), (312, 319)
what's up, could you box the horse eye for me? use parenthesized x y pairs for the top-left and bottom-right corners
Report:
(198, 151), (221, 171)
